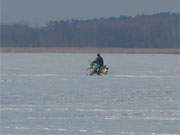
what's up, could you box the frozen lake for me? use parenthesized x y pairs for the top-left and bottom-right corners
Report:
(0, 53), (180, 135)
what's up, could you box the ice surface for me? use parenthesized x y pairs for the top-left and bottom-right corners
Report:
(0, 53), (180, 135)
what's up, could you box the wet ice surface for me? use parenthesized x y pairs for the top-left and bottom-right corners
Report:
(1, 53), (180, 135)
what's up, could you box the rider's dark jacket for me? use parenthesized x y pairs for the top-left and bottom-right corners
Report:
(93, 55), (104, 67)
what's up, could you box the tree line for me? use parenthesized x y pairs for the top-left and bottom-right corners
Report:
(0, 12), (179, 48)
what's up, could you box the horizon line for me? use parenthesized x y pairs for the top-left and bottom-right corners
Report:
(1, 11), (179, 26)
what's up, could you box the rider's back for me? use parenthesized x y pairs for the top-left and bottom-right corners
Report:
(95, 56), (104, 67)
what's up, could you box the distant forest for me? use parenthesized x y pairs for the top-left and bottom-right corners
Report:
(0, 12), (179, 48)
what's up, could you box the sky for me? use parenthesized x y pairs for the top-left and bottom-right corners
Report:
(0, 0), (179, 26)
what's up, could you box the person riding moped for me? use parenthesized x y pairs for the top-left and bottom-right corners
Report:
(91, 53), (104, 74)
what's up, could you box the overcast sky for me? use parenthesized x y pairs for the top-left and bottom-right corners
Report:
(1, 0), (179, 26)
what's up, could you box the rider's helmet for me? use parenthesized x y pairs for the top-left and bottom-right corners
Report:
(97, 53), (100, 57)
